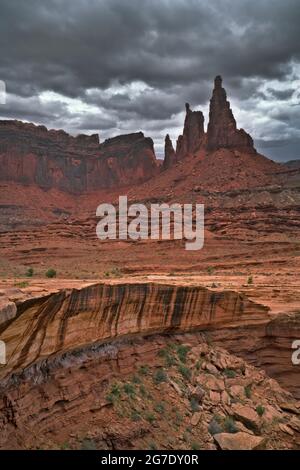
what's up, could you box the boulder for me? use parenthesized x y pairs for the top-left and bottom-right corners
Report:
(231, 403), (261, 432)
(214, 432), (266, 450)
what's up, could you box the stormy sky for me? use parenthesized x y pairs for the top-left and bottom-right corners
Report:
(0, 0), (299, 161)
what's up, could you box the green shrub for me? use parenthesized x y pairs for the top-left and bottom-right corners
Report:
(244, 385), (252, 399)
(123, 383), (135, 397)
(131, 411), (141, 422)
(178, 364), (192, 381)
(26, 267), (34, 277)
(256, 404), (265, 416)
(224, 417), (238, 433)
(189, 397), (199, 413)
(223, 368), (236, 378)
(247, 275), (253, 285)
(138, 365), (149, 376)
(175, 410), (183, 425)
(158, 348), (176, 367)
(110, 383), (121, 398)
(14, 281), (29, 288)
(46, 268), (56, 278)
(208, 418), (223, 435)
(145, 412), (156, 424)
(153, 368), (168, 384)
(207, 266), (214, 275)
(104, 267), (122, 278)
(154, 402), (165, 414)
(131, 374), (141, 384)
(176, 345), (190, 363)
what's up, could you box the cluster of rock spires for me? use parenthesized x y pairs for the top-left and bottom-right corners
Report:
(163, 75), (255, 169)
(0, 76), (256, 192)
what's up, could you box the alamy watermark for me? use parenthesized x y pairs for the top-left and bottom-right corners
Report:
(96, 196), (204, 250)
(291, 340), (300, 365)
(0, 340), (6, 365)
(0, 80), (6, 104)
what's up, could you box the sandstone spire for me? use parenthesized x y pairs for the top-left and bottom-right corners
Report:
(176, 103), (205, 160)
(207, 75), (255, 153)
(163, 134), (176, 169)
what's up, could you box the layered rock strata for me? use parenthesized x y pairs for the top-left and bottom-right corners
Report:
(0, 121), (158, 193)
(0, 282), (269, 380)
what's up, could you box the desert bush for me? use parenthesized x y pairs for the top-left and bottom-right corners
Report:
(208, 418), (223, 435)
(224, 416), (238, 433)
(131, 410), (141, 422)
(223, 368), (236, 378)
(123, 383), (135, 397)
(26, 267), (34, 277)
(176, 344), (190, 363)
(104, 266), (122, 278)
(131, 374), (141, 384)
(256, 404), (265, 416)
(138, 365), (149, 376)
(247, 275), (253, 285)
(178, 364), (192, 381)
(189, 397), (199, 412)
(46, 268), (56, 278)
(145, 412), (156, 424)
(244, 384), (252, 398)
(153, 368), (168, 384)
(158, 348), (176, 367)
(110, 383), (121, 398)
(14, 281), (29, 288)
(154, 402), (165, 414)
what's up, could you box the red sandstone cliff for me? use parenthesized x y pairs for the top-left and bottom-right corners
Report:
(0, 121), (159, 193)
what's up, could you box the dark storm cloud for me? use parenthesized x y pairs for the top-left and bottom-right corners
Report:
(268, 88), (296, 101)
(0, 0), (299, 161)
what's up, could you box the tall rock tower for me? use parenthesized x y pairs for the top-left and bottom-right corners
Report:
(207, 75), (255, 153)
(176, 103), (205, 160)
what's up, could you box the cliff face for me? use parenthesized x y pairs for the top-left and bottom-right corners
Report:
(0, 282), (269, 380)
(1, 282), (300, 450)
(0, 121), (158, 193)
(209, 311), (300, 400)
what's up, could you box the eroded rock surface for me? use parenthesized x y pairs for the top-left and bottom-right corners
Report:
(207, 76), (255, 153)
(0, 282), (269, 379)
(0, 121), (158, 193)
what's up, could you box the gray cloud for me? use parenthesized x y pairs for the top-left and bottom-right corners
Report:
(0, 0), (299, 161)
